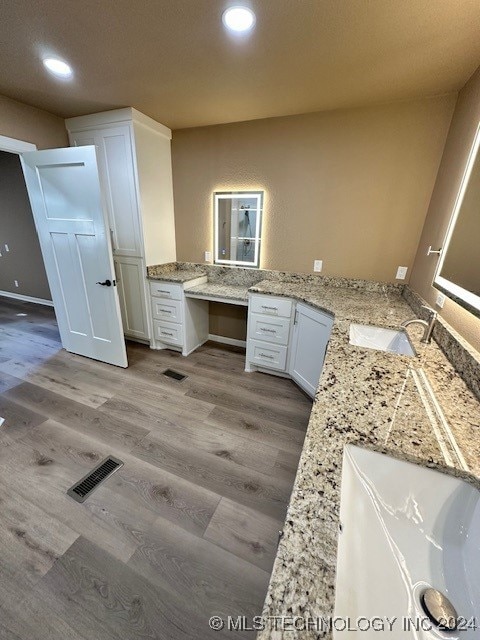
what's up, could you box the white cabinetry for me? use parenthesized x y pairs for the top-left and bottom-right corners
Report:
(246, 294), (333, 397)
(246, 295), (293, 374)
(66, 108), (176, 343)
(149, 279), (209, 355)
(289, 303), (333, 397)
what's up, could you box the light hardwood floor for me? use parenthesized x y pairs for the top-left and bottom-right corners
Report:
(0, 297), (312, 639)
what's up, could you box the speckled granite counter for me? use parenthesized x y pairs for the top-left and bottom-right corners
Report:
(184, 282), (249, 304)
(147, 264), (206, 283)
(251, 279), (480, 640)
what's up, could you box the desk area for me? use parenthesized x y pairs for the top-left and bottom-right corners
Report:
(184, 282), (249, 306)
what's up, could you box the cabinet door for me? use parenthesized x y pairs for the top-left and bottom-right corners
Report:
(71, 126), (143, 257)
(114, 257), (150, 341)
(289, 303), (333, 398)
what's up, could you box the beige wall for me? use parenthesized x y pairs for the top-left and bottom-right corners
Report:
(0, 151), (51, 300)
(172, 95), (456, 282)
(410, 67), (480, 353)
(0, 93), (68, 149)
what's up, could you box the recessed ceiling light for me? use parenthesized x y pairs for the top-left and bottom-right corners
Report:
(43, 57), (73, 79)
(222, 6), (256, 32)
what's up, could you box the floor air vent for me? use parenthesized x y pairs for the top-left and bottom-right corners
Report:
(67, 456), (123, 503)
(163, 368), (187, 381)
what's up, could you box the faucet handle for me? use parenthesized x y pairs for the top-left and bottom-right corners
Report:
(421, 304), (437, 316)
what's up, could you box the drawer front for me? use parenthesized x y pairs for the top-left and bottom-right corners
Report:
(150, 281), (182, 301)
(250, 295), (292, 319)
(153, 319), (184, 346)
(151, 298), (183, 324)
(248, 313), (291, 346)
(248, 339), (287, 371)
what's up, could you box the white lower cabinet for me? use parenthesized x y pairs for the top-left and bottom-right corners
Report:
(289, 303), (334, 397)
(149, 279), (209, 355)
(246, 294), (333, 397)
(114, 256), (150, 341)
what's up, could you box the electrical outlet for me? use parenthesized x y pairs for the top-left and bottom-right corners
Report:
(14, 280), (18, 288)
(436, 292), (446, 308)
(313, 259), (323, 273)
(204, 251), (212, 262)
(4, 244), (9, 252)
(396, 266), (408, 280)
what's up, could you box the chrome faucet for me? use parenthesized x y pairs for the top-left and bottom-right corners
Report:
(401, 305), (437, 344)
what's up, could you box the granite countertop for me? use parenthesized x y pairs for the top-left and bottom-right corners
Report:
(251, 279), (480, 640)
(148, 269), (207, 283)
(184, 282), (249, 303)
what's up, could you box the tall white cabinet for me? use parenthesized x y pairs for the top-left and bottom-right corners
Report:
(65, 108), (176, 343)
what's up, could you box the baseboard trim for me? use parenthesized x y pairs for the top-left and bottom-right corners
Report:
(0, 291), (54, 307)
(208, 334), (246, 348)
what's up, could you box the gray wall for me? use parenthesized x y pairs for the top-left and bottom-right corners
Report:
(0, 151), (51, 300)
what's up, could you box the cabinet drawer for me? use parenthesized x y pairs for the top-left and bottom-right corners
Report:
(150, 281), (182, 300)
(151, 298), (183, 324)
(248, 313), (291, 346)
(153, 319), (184, 346)
(250, 295), (292, 319)
(247, 339), (288, 371)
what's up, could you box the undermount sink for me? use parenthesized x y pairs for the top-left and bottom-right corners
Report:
(335, 445), (480, 638)
(349, 323), (416, 356)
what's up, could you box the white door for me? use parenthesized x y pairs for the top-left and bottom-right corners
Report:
(289, 303), (333, 397)
(21, 146), (128, 368)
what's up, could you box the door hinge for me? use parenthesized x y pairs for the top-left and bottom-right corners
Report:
(294, 309), (298, 325)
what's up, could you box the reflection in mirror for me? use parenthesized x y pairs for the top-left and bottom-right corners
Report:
(434, 125), (480, 318)
(214, 191), (263, 268)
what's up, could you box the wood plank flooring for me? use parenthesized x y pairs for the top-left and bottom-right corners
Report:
(0, 297), (312, 639)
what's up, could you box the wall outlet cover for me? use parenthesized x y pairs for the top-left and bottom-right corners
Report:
(436, 292), (446, 308)
(14, 280), (19, 288)
(314, 259), (323, 273)
(395, 266), (408, 280)
(204, 251), (212, 262)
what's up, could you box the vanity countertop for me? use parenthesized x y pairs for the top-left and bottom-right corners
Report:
(250, 279), (480, 639)
(148, 269), (207, 283)
(184, 282), (249, 303)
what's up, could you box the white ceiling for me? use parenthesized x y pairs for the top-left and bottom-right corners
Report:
(1, 0), (479, 129)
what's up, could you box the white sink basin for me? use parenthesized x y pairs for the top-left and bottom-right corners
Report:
(335, 445), (480, 638)
(349, 323), (416, 356)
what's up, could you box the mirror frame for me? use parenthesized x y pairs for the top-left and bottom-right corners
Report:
(214, 190), (263, 268)
(433, 123), (480, 319)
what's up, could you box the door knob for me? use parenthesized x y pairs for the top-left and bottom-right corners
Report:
(96, 279), (112, 287)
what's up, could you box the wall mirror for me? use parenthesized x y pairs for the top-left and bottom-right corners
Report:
(214, 191), (263, 268)
(434, 125), (480, 318)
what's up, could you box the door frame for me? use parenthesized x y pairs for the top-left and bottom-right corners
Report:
(0, 134), (54, 307)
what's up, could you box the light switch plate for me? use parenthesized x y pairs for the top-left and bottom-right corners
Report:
(396, 266), (408, 280)
(436, 292), (446, 308)
(204, 251), (212, 262)
(14, 280), (18, 288)
(314, 259), (323, 273)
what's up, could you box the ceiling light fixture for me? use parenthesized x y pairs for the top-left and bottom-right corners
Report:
(43, 57), (73, 79)
(222, 6), (256, 32)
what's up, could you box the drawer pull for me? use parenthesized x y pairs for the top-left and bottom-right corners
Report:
(261, 305), (278, 312)
(161, 331), (174, 337)
(259, 352), (274, 359)
(160, 309), (172, 314)
(260, 327), (276, 334)
(158, 290), (171, 295)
